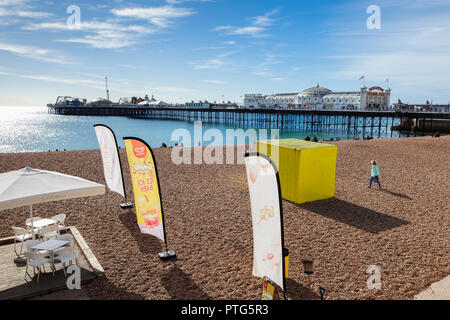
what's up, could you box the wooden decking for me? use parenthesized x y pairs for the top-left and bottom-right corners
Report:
(0, 227), (101, 300)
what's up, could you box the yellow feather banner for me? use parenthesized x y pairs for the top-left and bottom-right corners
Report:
(123, 137), (165, 242)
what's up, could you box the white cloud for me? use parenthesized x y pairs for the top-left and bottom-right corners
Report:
(191, 46), (226, 51)
(25, 20), (155, 49)
(217, 51), (237, 58)
(23, 75), (104, 87)
(191, 49), (238, 70)
(0, 0), (51, 20)
(58, 34), (133, 49)
(212, 9), (278, 38)
(25, 21), (153, 34)
(212, 25), (232, 31)
(228, 26), (265, 37)
(111, 6), (195, 28)
(0, 42), (69, 64)
(201, 80), (228, 84)
(24, 5), (193, 50)
(15, 10), (51, 18)
(252, 53), (284, 78)
(214, 25), (268, 38)
(0, 69), (105, 89)
(253, 70), (269, 77)
(252, 8), (278, 26)
(0, 0), (29, 5)
(193, 58), (225, 70)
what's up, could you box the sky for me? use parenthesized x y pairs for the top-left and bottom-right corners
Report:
(0, 0), (449, 106)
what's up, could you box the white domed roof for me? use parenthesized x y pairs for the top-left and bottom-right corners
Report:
(301, 83), (332, 95)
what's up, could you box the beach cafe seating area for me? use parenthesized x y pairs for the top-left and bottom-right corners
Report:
(0, 167), (105, 300)
(0, 221), (98, 300)
(12, 214), (78, 282)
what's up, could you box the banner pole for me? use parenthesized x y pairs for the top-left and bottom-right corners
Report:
(147, 145), (176, 259)
(260, 152), (287, 298)
(274, 157), (287, 300)
(113, 129), (133, 209)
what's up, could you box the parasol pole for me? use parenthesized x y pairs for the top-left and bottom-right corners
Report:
(29, 204), (34, 239)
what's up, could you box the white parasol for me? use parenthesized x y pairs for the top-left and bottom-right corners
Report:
(0, 167), (105, 236)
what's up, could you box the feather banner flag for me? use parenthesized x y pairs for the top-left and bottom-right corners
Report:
(244, 152), (286, 291)
(94, 124), (126, 199)
(123, 137), (166, 242)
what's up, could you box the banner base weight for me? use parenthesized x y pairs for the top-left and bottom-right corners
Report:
(120, 201), (133, 209)
(158, 250), (176, 260)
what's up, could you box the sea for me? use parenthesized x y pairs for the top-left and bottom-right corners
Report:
(0, 106), (405, 153)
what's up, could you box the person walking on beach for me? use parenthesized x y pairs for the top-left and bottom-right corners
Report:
(368, 160), (381, 189)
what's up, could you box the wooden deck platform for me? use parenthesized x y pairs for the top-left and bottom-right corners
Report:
(0, 227), (102, 300)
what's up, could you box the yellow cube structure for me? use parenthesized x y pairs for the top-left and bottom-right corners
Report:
(257, 139), (337, 204)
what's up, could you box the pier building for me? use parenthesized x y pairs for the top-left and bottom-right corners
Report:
(244, 84), (391, 111)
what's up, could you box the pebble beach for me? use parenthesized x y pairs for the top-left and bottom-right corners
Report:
(0, 136), (449, 300)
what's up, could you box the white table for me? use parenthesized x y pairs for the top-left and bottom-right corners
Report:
(26, 218), (57, 229)
(26, 218), (58, 238)
(31, 239), (70, 275)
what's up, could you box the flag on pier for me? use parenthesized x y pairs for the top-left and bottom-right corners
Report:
(244, 152), (286, 291)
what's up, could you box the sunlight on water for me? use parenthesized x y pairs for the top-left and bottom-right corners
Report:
(0, 106), (400, 153)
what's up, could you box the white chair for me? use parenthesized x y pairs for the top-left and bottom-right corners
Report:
(12, 227), (32, 256)
(24, 239), (52, 259)
(24, 251), (51, 282)
(40, 224), (59, 241)
(51, 214), (66, 231)
(25, 217), (43, 225)
(54, 247), (78, 275)
(24, 239), (41, 251)
(25, 217), (42, 237)
(24, 240), (53, 270)
(56, 233), (74, 245)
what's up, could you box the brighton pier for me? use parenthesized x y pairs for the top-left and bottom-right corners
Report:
(47, 105), (450, 137)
